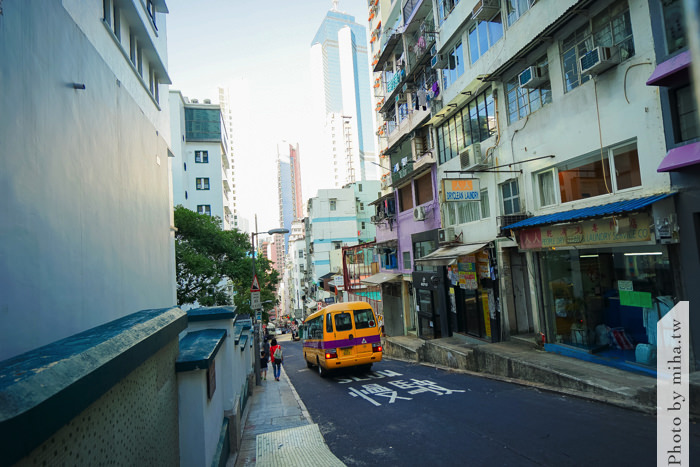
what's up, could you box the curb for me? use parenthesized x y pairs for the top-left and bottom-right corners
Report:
(281, 365), (314, 425)
(384, 356), (657, 416)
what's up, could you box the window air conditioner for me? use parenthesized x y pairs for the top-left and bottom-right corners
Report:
(413, 206), (426, 221)
(473, 0), (500, 21)
(431, 53), (447, 69)
(518, 66), (548, 89)
(460, 143), (483, 169)
(438, 226), (456, 244)
(579, 46), (620, 76)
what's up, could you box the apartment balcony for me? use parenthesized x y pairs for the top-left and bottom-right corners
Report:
(390, 147), (436, 188)
(373, 26), (403, 73)
(386, 68), (406, 95)
(386, 106), (431, 151)
(391, 161), (414, 186)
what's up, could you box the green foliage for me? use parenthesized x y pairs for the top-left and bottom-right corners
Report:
(174, 206), (280, 311)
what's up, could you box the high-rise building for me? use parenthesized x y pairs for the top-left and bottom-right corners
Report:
(218, 87), (240, 229)
(277, 142), (303, 253)
(310, 1), (377, 187)
(169, 92), (235, 230)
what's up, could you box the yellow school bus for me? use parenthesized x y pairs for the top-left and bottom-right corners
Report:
(302, 301), (383, 377)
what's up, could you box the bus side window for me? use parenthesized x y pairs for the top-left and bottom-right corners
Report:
(325, 313), (333, 333)
(312, 317), (322, 339)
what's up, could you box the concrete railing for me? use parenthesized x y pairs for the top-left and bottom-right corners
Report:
(178, 307), (255, 466)
(0, 307), (187, 466)
(0, 305), (257, 467)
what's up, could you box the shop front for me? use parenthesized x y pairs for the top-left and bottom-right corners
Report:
(412, 271), (446, 339)
(507, 194), (680, 374)
(415, 242), (500, 341)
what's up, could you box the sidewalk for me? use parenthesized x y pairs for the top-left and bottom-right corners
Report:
(231, 336), (345, 467)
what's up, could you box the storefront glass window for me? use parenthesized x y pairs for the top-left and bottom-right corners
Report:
(539, 245), (675, 366)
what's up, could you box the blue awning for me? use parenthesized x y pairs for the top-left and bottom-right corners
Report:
(502, 193), (675, 230)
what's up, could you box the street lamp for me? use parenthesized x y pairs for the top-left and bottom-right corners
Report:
(251, 215), (289, 386)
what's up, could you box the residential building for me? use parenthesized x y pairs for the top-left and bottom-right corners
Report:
(311, 1), (378, 186)
(359, 0), (690, 375)
(170, 92), (234, 229)
(366, 0), (441, 339)
(287, 220), (308, 321)
(306, 181), (380, 304)
(0, 0), (175, 360)
(646, 0), (700, 368)
(410, 0), (678, 373)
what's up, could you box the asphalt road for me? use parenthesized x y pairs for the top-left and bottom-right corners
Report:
(280, 338), (700, 466)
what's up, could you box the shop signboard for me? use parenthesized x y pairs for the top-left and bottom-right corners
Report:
(456, 256), (478, 290)
(518, 214), (651, 250)
(441, 179), (480, 202)
(619, 290), (653, 308)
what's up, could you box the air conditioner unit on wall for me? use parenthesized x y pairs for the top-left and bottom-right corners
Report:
(413, 206), (426, 221)
(460, 143), (483, 169)
(431, 53), (447, 69)
(438, 226), (455, 244)
(518, 66), (548, 89)
(473, 0), (500, 21)
(579, 46), (620, 76)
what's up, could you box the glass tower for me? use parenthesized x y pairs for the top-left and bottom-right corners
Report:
(310, 4), (376, 184)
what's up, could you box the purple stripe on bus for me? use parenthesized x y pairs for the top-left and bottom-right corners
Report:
(303, 334), (381, 350)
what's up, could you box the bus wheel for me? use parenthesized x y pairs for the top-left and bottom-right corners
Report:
(317, 358), (327, 378)
(306, 359), (313, 369)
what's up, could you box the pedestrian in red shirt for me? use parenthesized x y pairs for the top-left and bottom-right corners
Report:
(269, 338), (283, 381)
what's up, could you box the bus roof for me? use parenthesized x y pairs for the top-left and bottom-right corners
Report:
(304, 301), (374, 322)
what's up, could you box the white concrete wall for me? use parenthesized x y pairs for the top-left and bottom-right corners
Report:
(177, 350), (225, 467)
(184, 320), (237, 412)
(0, 1), (176, 360)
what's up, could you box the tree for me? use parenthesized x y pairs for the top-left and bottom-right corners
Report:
(174, 206), (280, 312)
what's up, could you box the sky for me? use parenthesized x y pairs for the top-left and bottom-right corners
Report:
(166, 0), (370, 233)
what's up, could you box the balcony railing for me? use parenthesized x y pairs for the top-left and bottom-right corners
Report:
(386, 106), (431, 151)
(391, 161), (414, 185)
(386, 68), (406, 94)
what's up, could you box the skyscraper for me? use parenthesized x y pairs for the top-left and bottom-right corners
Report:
(218, 87), (240, 230)
(277, 141), (303, 254)
(310, 1), (377, 187)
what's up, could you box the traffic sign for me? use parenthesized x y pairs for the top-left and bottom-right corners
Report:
(255, 311), (262, 321)
(251, 274), (261, 292)
(251, 291), (261, 309)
